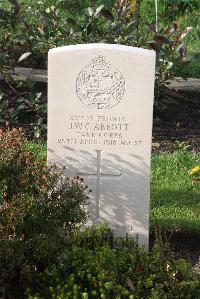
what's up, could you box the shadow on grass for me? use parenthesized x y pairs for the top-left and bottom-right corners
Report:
(150, 188), (200, 233)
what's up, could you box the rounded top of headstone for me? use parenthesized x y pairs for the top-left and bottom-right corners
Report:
(49, 44), (156, 58)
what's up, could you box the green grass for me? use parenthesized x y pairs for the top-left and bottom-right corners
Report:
(26, 142), (200, 233)
(151, 151), (200, 233)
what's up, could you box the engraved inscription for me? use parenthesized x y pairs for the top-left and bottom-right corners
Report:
(76, 56), (125, 110)
(57, 113), (143, 149)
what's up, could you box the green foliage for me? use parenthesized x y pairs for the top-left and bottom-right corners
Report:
(140, 0), (200, 80)
(147, 22), (194, 112)
(27, 227), (200, 298)
(0, 0), (193, 69)
(0, 0), (198, 131)
(0, 128), (89, 297)
(0, 0), (141, 68)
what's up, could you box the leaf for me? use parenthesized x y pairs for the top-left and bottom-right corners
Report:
(127, 278), (134, 291)
(155, 35), (170, 44)
(87, 7), (93, 17)
(0, 90), (4, 100)
(176, 43), (185, 52)
(146, 41), (157, 50)
(167, 21), (179, 37)
(86, 23), (93, 35)
(45, 7), (51, 14)
(94, 5), (104, 17)
(180, 27), (193, 39)
(18, 52), (32, 63)
(179, 45), (187, 59)
(173, 21), (178, 31)
(166, 61), (173, 71)
(169, 39), (178, 48)
(34, 127), (41, 138)
(35, 92), (42, 102)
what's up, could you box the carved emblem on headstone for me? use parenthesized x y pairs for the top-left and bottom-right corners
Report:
(76, 55), (125, 109)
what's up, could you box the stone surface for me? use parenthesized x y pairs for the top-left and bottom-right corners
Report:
(48, 44), (155, 248)
(8, 67), (48, 82)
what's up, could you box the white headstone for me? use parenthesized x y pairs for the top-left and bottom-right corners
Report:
(48, 44), (155, 248)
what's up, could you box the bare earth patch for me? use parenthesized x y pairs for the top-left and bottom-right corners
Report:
(152, 100), (200, 154)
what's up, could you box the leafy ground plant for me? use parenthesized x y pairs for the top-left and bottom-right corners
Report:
(0, 128), (89, 298)
(27, 227), (200, 298)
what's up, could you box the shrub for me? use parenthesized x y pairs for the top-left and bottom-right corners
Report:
(27, 227), (200, 299)
(0, 128), (89, 298)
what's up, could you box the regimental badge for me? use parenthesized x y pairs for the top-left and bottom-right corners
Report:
(76, 56), (125, 109)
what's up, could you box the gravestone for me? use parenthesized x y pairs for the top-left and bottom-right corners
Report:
(48, 44), (155, 248)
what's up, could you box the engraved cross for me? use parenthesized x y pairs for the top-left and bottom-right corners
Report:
(76, 150), (121, 222)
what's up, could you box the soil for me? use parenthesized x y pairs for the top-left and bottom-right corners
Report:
(170, 233), (200, 274)
(150, 232), (200, 274)
(152, 100), (200, 155)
